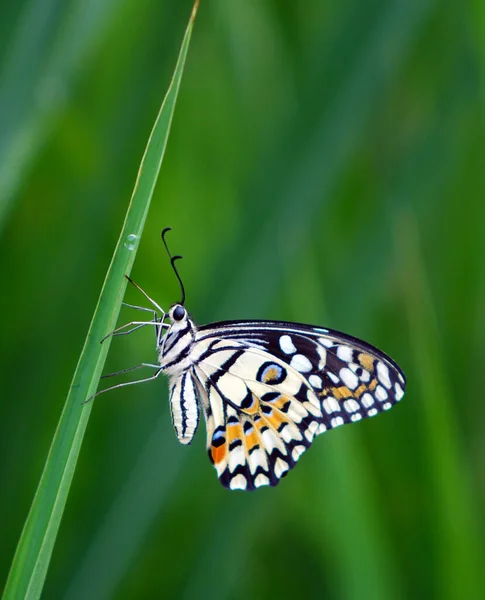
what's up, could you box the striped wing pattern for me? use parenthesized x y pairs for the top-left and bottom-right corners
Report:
(190, 321), (406, 491)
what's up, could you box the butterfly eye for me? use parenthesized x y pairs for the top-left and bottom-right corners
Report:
(172, 305), (186, 321)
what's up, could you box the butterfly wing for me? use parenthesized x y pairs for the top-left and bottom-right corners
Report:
(192, 320), (406, 491)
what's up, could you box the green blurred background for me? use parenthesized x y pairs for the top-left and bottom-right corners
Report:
(1, 0), (484, 598)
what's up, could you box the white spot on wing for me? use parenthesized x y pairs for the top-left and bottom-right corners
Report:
(229, 474), (247, 490)
(383, 402), (392, 410)
(248, 448), (267, 474)
(362, 393), (374, 408)
(310, 421), (319, 434)
(309, 374), (323, 389)
(337, 345), (353, 362)
(285, 402), (308, 424)
(304, 421), (319, 442)
(254, 473), (270, 488)
(328, 372), (340, 384)
(395, 383), (404, 401)
(305, 390), (322, 415)
(290, 354), (313, 373)
(367, 408), (378, 417)
(279, 334), (297, 354)
(292, 445), (306, 461)
(262, 428), (286, 454)
(323, 397), (340, 414)
(228, 446), (245, 472)
(274, 458), (289, 478)
(340, 368), (358, 390)
(376, 385), (388, 401)
(316, 346), (327, 369)
(280, 424), (295, 443)
(304, 428), (314, 442)
(351, 413), (362, 422)
(331, 416), (344, 428)
(215, 462), (226, 476)
(317, 423), (327, 434)
(343, 399), (360, 413)
(377, 362), (392, 389)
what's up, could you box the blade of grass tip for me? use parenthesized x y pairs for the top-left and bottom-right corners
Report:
(2, 3), (199, 599)
(395, 212), (485, 600)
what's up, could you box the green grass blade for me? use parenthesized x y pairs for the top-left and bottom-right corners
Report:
(2, 3), (199, 599)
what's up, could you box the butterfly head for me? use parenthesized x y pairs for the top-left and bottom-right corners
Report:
(159, 303), (197, 374)
(165, 303), (194, 337)
(169, 303), (187, 323)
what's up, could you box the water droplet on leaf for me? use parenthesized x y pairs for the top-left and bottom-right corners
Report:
(124, 234), (138, 251)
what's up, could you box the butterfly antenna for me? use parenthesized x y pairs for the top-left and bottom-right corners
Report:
(161, 227), (186, 305)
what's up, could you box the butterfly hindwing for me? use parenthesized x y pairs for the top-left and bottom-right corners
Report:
(192, 343), (323, 490)
(192, 321), (406, 490)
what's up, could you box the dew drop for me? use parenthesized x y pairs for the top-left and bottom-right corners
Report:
(124, 233), (138, 250)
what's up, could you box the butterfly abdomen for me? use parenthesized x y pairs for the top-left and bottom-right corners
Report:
(159, 314), (200, 444)
(169, 371), (200, 444)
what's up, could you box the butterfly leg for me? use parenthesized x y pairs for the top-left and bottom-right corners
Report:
(82, 368), (164, 404)
(101, 320), (168, 343)
(100, 363), (160, 379)
(122, 302), (157, 315)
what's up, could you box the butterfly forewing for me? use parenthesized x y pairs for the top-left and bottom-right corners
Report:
(191, 320), (406, 490)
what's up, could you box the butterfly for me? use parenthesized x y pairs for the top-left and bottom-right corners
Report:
(96, 228), (406, 491)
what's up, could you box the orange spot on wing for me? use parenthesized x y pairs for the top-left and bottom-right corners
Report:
(227, 423), (243, 444)
(266, 394), (290, 411)
(254, 417), (267, 435)
(263, 367), (279, 383)
(244, 429), (260, 451)
(211, 444), (227, 465)
(265, 410), (288, 431)
(332, 386), (353, 399)
(354, 384), (367, 398)
(369, 378), (378, 391)
(359, 353), (375, 371)
(211, 421), (244, 465)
